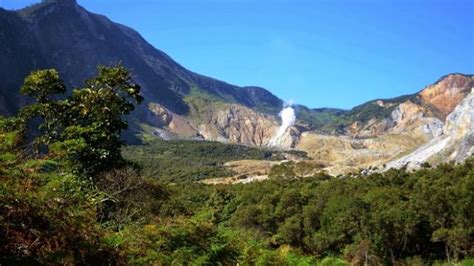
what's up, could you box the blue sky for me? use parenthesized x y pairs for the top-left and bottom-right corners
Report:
(1, 0), (473, 109)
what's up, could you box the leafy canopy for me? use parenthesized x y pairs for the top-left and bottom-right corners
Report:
(17, 65), (143, 177)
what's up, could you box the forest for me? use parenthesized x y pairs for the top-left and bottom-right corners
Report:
(1, 66), (473, 265)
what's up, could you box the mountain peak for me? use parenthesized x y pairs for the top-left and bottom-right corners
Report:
(42, 0), (77, 6)
(37, 0), (79, 10)
(18, 0), (78, 18)
(419, 73), (474, 117)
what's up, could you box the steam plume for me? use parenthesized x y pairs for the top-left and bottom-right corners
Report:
(269, 102), (296, 147)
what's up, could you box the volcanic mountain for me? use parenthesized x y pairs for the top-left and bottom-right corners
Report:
(0, 0), (282, 117)
(0, 0), (472, 173)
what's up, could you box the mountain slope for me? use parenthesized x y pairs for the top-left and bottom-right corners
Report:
(342, 74), (473, 138)
(386, 88), (474, 169)
(0, 8), (46, 114)
(0, 0), (282, 117)
(295, 74), (473, 174)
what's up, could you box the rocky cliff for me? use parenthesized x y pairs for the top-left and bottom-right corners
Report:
(345, 74), (473, 139)
(420, 74), (474, 117)
(147, 101), (300, 148)
(386, 89), (474, 169)
(295, 74), (473, 174)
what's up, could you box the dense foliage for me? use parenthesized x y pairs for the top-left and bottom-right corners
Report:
(1, 67), (473, 265)
(296, 106), (348, 134)
(17, 66), (143, 176)
(0, 65), (143, 263)
(122, 139), (307, 182)
(126, 158), (472, 265)
(227, 161), (474, 264)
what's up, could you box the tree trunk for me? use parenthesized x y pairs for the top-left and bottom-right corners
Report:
(390, 249), (396, 265)
(445, 243), (451, 264)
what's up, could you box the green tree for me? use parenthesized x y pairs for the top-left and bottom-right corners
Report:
(19, 65), (143, 177)
(19, 69), (67, 147)
(54, 65), (143, 176)
(20, 69), (66, 104)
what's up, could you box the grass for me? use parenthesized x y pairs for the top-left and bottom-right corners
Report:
(184, 87), (229, 122)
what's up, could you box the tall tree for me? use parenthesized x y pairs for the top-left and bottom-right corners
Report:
(19, 65), (143, 177)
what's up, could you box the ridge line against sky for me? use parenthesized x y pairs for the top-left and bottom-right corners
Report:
(1, 0), (473, 109)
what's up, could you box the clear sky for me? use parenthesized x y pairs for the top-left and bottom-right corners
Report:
(1, 0), (473, 109)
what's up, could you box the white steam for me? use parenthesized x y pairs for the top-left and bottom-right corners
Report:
(269, 103), (296, 147)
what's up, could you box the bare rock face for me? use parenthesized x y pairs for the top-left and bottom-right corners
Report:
(349, 119), (392, 138)
(297, 132), (423, 175)
(148, 103), (201, 138)
(346, 102), (431, 138)
(295, 76), (473, 174)
(386, 89), (474, 169)
(197, 104), (280, 146)
(419, 74), (474, 117)
(147, 102), (301, 147)
(388, 100), (444, 139)
(345, 74), (473, 140)
(267, 126), (301, 149)
(442, 89), (474, 161)
(148, 103), (173, 126)
(145, 74), (473, 175)
(390, 101), (425, 127)
(192, 104), (303, 148)
(346, 100), (440, 139)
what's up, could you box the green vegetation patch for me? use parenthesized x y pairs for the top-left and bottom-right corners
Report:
(122, 139), (298, 182)
(184, 87), (229, 121)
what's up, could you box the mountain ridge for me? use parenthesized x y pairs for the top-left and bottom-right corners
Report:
(0, 0), (473, 171)
(0, 0), (283, 117)
(2, 1), (470, 119)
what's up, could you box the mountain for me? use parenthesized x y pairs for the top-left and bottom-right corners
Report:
(343, 74), (473, 137)
(296, 74), (473, 174)
(0, 0), (472, 172)
(0, 0), (282, 117)
(0, 7), (45, 114)
(386, 88), (474, 169)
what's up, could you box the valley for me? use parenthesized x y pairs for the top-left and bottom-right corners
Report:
(141, 73), (473, 177)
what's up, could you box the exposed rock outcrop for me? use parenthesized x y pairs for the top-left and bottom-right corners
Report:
(145, 75), (473, 175)
(297, 132), (423, 175)
(388, 100), (444, 139)
(197, 104), (279, 146)
(386, 89), (474, 169)
(148, 103), (200, 138)
(419, 74), (474, 117)
(147, 102), (300, 148)
(345, 74), (473, 139)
